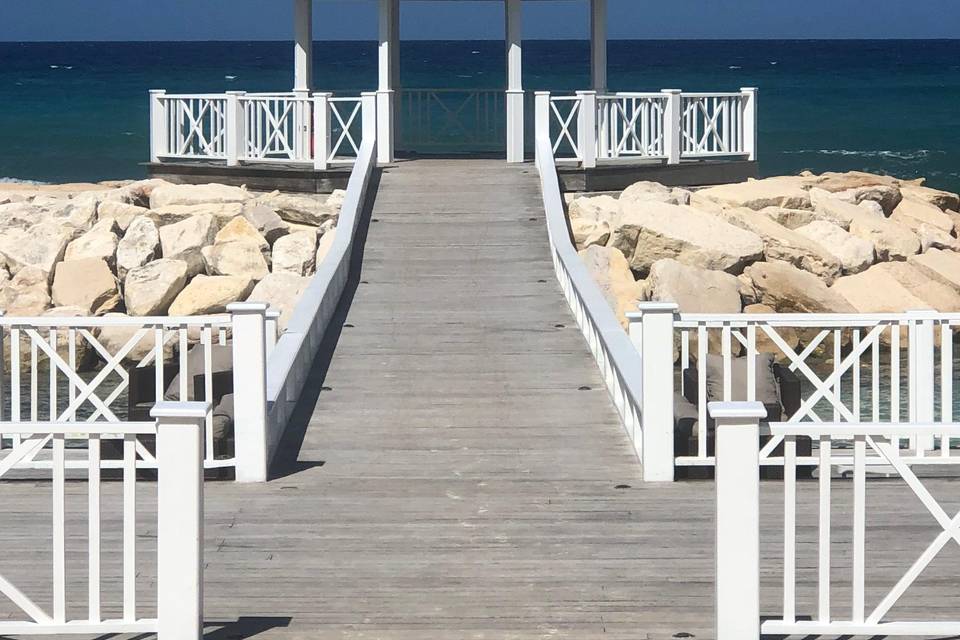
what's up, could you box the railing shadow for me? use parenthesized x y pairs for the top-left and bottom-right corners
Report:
(268, 167), (382, 480)
(204, 617), (293, 640)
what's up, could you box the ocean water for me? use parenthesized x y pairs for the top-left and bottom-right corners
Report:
(1, 39), (959, 190)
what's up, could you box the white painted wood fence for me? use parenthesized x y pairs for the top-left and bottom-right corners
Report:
(537, 88), (757, 167)
(713, 402), (960, 639)
(0, 402), (206, 639)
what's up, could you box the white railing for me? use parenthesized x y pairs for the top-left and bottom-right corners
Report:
(534, 95), (645, 468)
(628, 308), (960, 478)
(713, 402), (960, 639)
(263, 94), (378, 477)
(398, 89), (507, 153)
(149, 90), (370, 169)
(537, 88), (757, 168)
(0, 403), (205, 638)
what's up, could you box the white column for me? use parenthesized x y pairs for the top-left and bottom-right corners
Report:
(225, 91), (245, 167)
(629, 302), (678, 481)
(293, 0), (313, 93)
(710, 401), (764, 640)
(228, 302), (269, 482)
(505, 0), (524, 163)
(154, 401), (207, 640)
(590, 0), (608, 93)
(149, 90), (167, 163)
(377, 0), (399, 163)
(741, 87), (758, 161)
(662, 89), (682, 164)
(908, 309), (937, 452)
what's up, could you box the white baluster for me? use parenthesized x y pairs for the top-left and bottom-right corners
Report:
(741, 87), (758, 161)
(662, 89), (682, 165)
(225, 91), (246, 166)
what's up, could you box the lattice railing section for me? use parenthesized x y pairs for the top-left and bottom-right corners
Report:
(398, 89), (507, 153)
(680, 92), (746, 157)
(673, 313), (960, 468)
(597, 93), (667, 159)
(765, 422), (960, 637)
(157, 94), (228, 160)
(0, 315), (233, 471)
(327, 97), (364, 162)
(242, 94), (311, 163)
(546, 95), (583, 162)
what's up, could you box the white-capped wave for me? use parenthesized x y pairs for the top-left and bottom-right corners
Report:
(0, 177), (48, 185)
(784, 149), (941, 161)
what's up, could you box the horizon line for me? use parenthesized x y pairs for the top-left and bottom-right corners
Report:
(2, 37), (960, 44)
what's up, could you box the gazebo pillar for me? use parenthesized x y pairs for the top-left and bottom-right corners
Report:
(590, 0), (607, 93)
(505, 0), (524, 163)
(377, 0), (400, 163)
(293, 0), (313, 94)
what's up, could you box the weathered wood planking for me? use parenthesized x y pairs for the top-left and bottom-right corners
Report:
(1, 160), (959, 640)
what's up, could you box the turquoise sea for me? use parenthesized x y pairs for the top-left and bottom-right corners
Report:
(1, 39), (959, 190)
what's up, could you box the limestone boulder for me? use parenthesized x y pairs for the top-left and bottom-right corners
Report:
(610, 201), (764, 276)
(0, 267), (51, 316)
(832, 262), (960, 313)
(795, 220), (875, 274)
(645, 259), (741, 313)
(0, 222), (77, 282)
(900, 184), (959, 212)
(315, 229), (337, 266)
(51, 258), (120, 315)
(908, 249), (960, 295)
(215, 216), (269, 252)
(891, 198), (955, 233)
(808, 188), (876, 229)
(744, 261), (855, 314)
(847, 210), (921, 261)
(149, 183), (252, 209)
(807, 171), (903, 215)
(97, 200), (149, 232)
(916, 224), (960, 252)
(757, 207), (818, 230)
(44, 200), (98, 230)
(946, 210), (960, 237)
(568, 195), (617, 249)
(242, 205), (290, 244)
(159, 214), (218, 276)
(201, 241), (270, 280)
(694, 177), (811, 211)
(272, 231), (318, 276)
(717, 208), (842, 282)
(806, 170), (900, 192)
(619, 181), (689, 206)
(245, 273), (312, 329)
(116, 216), (160, 279)
(168, 275), (255, 316)
(256, 191), (338, 226)
(578, 245), (645, 328)
(0, 203), (46, 231)
(149, 202), (244, 227)
(64, 220), (120, 269)
(123, 259), (189, 316)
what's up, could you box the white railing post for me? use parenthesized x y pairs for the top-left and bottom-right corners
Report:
(228, 302), (269, 482)
(149, 90), (167, 163)
(711, 401), (764, 640)
(265, 309), (281, 358)
(908, 309), (937, 452)
(577, 90), (597, 169)
(631, 302), (678, 481)
(376, 90), (395, 164)
(362, 92), (378, 148)
(661, 89), (682, 165)
(225, 91), (246, 167)
(153, 401), (207, 640)
(534, 92), (551, 165)
(313, 92), (332, 170)
(741, 87), (758, 161)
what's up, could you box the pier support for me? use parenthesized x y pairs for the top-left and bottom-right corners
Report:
(505, 0), (524, 163)
(377, 0), (400, 164)
(590, 0), (607, 93)
(293, 0), (313, 93)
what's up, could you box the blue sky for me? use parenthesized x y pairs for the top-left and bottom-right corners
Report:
(2, 0), (959, 41)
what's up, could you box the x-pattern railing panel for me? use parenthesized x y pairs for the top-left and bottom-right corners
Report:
(548, 96), (582, 161)
(597, 94), (666, 158)
(680, 94), (744, 157)
(163, 96), (227, 159)
(328, 97), (363, 161)
(242, 96), (310, 162)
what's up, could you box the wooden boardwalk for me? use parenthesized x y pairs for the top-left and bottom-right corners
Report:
(2, 160), (960, 639)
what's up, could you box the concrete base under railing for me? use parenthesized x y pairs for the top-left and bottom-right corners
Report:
(558, 158), (759, 192)
(144, 160), (355, 193)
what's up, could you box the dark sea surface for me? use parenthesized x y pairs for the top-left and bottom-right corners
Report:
(1, 39), (959, 190)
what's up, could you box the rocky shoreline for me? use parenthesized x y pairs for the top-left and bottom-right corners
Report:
(0, 180), (342, 330)
(568, 171), (960, 338)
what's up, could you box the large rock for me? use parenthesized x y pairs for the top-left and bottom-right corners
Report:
(123, 259), (189, 316)
(315, 229), (337, 266)
(832, 262), (960, 313)
(890, 213), (960, 252)
(50, 258), (120, 315)
(116, 216), (160, 279)
(757, 206), (818, 230)
(620, 181), (690, 206)
(808, 188), (878, 229)
(578, 245), (645, 328)
(242, 205), (290, 244)
(847, 210), (921, 261)
(245, 273), (311, 329)
(149, 183), (252, 209)
(0, 266), (51, 316)
(694, 177), (811, 211)
(900, 184), (959, 213)
(717, 208), (842, 282)
(201, 241), (270, 280)
(891, 197), (955, 233)
(744, 261), (855, 314)
(256, 191), (338, 226)
(610, 201), (764, 276)
(149, 202), (244, 227)
(806, 170), (900, 192)
(827, 185), (902, 216)
(0, 202), (45, 231)
(168, 275), (255, 316)
(909, 249), (960, 295)
(159, 214), (218, 276)
(0, 222), (77, 282)
(214, 216), (269, 252)
(272, 231), (318, 276)
(807, 171), (903, 215)
(44, 199), (98, 230)
(568, 195), (617, 249)
(97, 200), (149, 232)
(64, 220), (120, 269)
(795, 220), (875, 274)
(645, 259), (741, 313)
